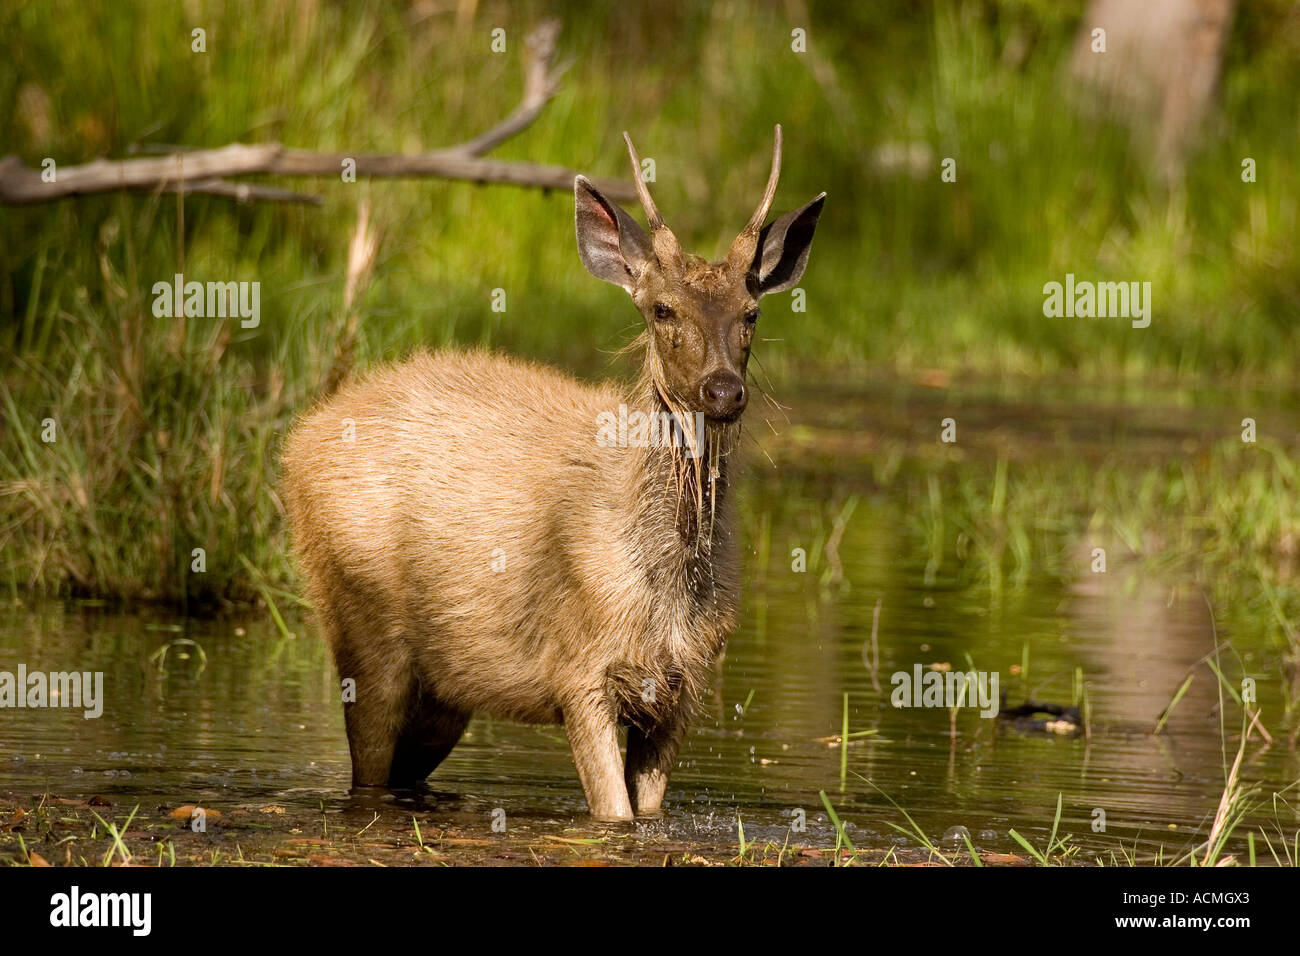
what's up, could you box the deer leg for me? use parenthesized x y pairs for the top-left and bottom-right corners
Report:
(389, 692), (471, 787)
(625, 705), (690, 816)
(563, 692), (634, 821)
(331, 639), (412, 789)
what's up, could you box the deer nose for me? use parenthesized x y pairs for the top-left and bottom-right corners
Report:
(699, 371), (747, 421)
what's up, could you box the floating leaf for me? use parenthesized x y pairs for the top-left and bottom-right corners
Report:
(169, 805), (222, 822)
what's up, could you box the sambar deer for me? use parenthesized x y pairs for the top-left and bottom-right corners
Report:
(282, 126), (823, 820)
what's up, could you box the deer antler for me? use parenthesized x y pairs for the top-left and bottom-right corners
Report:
(623, 131), (684, 274)
(728, 124), (783, 272)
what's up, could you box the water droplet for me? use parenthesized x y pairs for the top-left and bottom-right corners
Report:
(943, 825), (971, 845)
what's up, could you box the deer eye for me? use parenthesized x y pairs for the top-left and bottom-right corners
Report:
(653, 303), (675, 322)
(743, 307), (761, 324)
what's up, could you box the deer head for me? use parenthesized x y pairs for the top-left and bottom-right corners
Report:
(575, 125), (824, 425)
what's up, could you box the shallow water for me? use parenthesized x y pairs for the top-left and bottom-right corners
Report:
(2, 378), (1298, 864)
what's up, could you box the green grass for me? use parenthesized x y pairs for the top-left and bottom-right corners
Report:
(2, 0), (1300, 604)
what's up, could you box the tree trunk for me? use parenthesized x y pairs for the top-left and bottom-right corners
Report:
(1071, 0), (1236, 182)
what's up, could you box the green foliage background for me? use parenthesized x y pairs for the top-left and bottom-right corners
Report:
(1, 0), (1298, 604)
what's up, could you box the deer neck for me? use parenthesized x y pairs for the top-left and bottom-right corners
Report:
(623, 370), (739, 560)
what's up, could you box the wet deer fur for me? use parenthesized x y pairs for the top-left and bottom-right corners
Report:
(282, 126), (824, 820)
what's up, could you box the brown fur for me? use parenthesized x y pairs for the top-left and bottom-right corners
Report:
(282, 130), (822, 819)
(283, 351), (737, 815)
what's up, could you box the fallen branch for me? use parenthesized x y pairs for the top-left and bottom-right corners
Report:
(0, 21), (633, 205)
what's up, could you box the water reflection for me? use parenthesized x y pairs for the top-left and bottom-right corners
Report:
(0, 540), (1293, 860)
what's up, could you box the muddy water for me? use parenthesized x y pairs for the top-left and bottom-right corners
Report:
(1, 379), (1298, 864)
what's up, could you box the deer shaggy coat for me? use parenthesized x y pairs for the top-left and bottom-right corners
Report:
(282, 128), (823, 820)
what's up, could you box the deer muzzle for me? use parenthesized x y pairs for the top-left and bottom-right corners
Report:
(698, 370), (747, 422)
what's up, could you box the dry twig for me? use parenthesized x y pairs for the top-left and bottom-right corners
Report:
(0, 21), (633, 205)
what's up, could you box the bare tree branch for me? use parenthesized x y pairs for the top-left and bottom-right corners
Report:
(453, 19), (568, 158)
(0, 20), (633, 205)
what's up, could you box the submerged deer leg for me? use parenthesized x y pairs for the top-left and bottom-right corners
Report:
(333, 643), (412, 789)
(625, 705), (690, 816)
(563, 691), (634, 821)
(313, 572), (414, 789)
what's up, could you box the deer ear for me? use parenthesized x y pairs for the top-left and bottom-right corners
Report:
(575, 176), (654, 292)
(751, 193), (825, 296)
